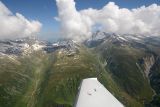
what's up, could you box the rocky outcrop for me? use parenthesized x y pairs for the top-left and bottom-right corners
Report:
(142, 55), (155, 77)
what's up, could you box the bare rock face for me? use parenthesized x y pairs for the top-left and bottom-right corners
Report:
(142, 55), (155, 77)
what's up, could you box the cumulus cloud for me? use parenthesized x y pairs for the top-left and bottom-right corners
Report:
(56, 0), (160, 41)
(56, 0), (93, 41)
(0, 1), (42, 39)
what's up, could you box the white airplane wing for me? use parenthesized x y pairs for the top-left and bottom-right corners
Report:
(74, 78), (124, 107)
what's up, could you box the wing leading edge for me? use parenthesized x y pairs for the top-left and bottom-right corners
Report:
(74, 78), (124, 107)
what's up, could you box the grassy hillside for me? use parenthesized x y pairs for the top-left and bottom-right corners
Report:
(36, 46), (98, 107)
(36, 45), (144, 107)
(93, 41), (154, 106)
(0, 51), (54, 107)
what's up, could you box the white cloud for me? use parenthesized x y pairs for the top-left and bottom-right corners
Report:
(56, 0), (160, 41)
(0, 1), (42, 39)
(56, 0), (93, 41)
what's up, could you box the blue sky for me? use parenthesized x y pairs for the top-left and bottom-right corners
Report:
(1, 0), (160, 40)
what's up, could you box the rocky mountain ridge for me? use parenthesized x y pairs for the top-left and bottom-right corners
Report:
(0, 37), (79, 57)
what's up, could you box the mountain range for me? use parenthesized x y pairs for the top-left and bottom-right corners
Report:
(0, 32), (160, 107)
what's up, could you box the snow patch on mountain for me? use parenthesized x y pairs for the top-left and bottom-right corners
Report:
(0, 38), (45, 56)
(85, 31), (159, 47)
